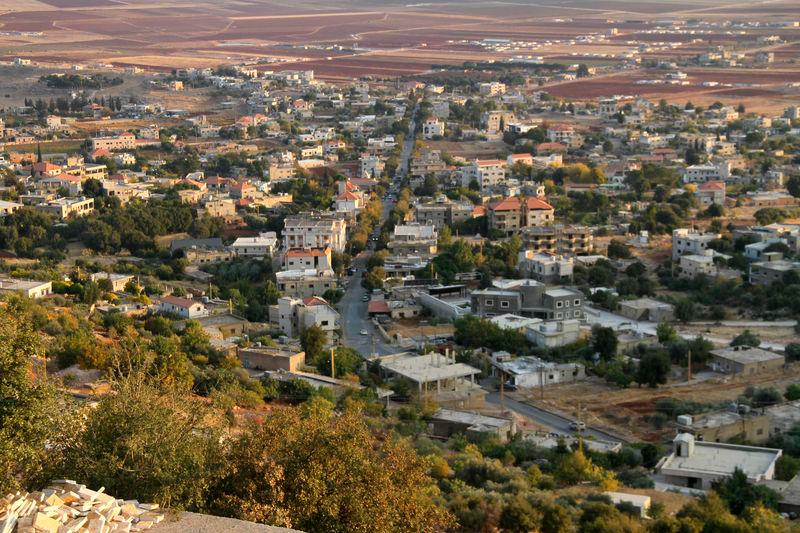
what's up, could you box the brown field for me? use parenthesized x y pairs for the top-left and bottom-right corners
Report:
(1, 0), (798, 105)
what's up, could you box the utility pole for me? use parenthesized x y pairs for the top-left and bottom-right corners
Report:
(687, 348), (692, 382)
(540, 364), (545, 400)
(499, 369), (505, 412)
(330, 347), (335, 380)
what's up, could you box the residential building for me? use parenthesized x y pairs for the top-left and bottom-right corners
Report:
(277, 296), (340, 338)
(35, 197), (94, 220)
(410, 150), (447, 178)
(479, 82), (507, 96)
(428, 409), (515, 443)
(672, 228), (720, 261)
(0, 278), (52, 299)
(490, 352), (585, 388)
(618, 298), (675, 322)
(524, 319), (582, 348)
(0, 200), (23, 216)
(678, 250), (718, 279)
(157, 295), (208, 318)
(202, 198), (237, 220)
(414, 196), (474, 229)
(284, 247), (332, 271)
(462, 159), (507, 191)
(487, 196), (554, 235)
(388, 223), (438, 256)
(750, 258), (800, 286)
(275, 269), (337, 298)
(421, 118), (445, 139)
(91, 132), (136, 151)
(471, 279), (583, 320)
(520, 225), (594, 255)
(237, 345), (305, 372)
(517, 251), (573, 283)
(481, 111), (515, 133)
(709, 347), (785, 375)
(283, 213), (348, 252)
(695, 181), (726, 206)
(677, 411), (771, 444)
(230, 232), (278, 258)
(656, 433), (780, 490)
(89, 272), (135, 292)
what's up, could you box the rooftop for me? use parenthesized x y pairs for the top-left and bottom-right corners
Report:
(379, 352), (480, 384)
(660, 436), (781, 480)
(710, 347), (784, 364)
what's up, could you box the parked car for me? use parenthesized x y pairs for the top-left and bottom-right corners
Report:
(569, 421), (586, 431)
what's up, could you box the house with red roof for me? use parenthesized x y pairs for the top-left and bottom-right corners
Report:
(157, 295), (208, 319)
(488, 196), (555, 235)
(277, 295), (340, 338)
(284, 247), (332, 271)
(230, 181), (256, 199)
(696, 181), (726, 206)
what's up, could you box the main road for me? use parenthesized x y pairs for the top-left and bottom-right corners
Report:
(486, 392), (625, 443)
(338, 101), (419, 357)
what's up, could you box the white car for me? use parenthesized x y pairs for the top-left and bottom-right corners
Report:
(360, 329), (368, 335)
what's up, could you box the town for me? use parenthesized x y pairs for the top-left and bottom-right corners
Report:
(2, 1), (800, 532)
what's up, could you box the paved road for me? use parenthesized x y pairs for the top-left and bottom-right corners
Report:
(486, 391), (625, 443)
(338, 101), (419, 357)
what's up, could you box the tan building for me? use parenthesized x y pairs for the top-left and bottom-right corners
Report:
(678, 411), (771, 444)
(237, 346), (305, 372)
(487, 196), (554, 236)
(0, 278), (52, 299)
(520, 225), (593, 255)
(709, 347), (785, 375)
(35, 197), (94, 220)
(91, 132), (136, 151)
(283, 213), (348, 252)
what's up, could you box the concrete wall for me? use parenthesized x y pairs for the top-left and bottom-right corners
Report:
(417, 292), (470, 320)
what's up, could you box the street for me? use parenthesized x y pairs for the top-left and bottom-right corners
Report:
(337, 100), (419, 357)
(486, 392), (625, 443)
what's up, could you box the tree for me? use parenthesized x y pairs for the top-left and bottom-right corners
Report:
(263, 280), (281, 305)
(656, 322), (677, 344)
(731, 329), (760, 348)
(591, 325), (618, 360)
(636, 351), (671, 388)
(300, 325), (326, 363)
(674, 299), (696, 322)
(606, 239), (631, 259)
(786, 343), (800, 362)
(713, 467), (780, 516)
(754, 207), (787, 226)
(787, 176), (800, 199)
(56, 371), (219, 510)
(208, 404), (454, 532)
(315, 346), (361, 377)
(0, 305), (68, 494)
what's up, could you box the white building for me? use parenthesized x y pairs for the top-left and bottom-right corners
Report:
(656, 433), (781, 490)
(277, 296), (340, 338)
(230, 232), (278, 258)
(461, 159), (507, 191)
(0, 278), (52, 299)
(157, 295), (208, 318)
(491, 353), (585, 388)
(422, 118), (445, 139)
(283, 214), (348, 252)
(518, 251), (573, 283)
(672, 228), (720, 261)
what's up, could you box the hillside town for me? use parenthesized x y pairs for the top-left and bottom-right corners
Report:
(3, 18), (800, 533)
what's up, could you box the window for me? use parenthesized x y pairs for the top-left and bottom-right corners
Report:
(574, 299), (581, 306)
(565, 311), (571, 318)
(321, 320), (329, 326)
(556, 312), (563, 319)
(556, 301), (563, 308)
(500, 301), (510, 309)
(486, 299), (494, 307)
(574, 310), (581, 318)
(565, 300), (570, 307)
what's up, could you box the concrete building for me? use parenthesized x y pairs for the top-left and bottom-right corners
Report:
(487, 196), (554, 236)
(491, 353), (585, 389)
(421, 118), (445, 139)
(518, 251), (573, 283)
(275, 269), (337, 298)
(0, 278), (52, 299)
(89, 272), (134, 292)
(230, 232), (278, 258)
(524, 319), (582, 348)
(462, 159), (507, 191)
(388, 223), (438, 256)
(481, 110), (515, 133)
(91, 132), (136, 151)
(749, 257), (800, 286)
(678, 250), (718, 279)
(277, 296), (340, 338)
(709, 347), (785, 375)
(520, 225), (593, 255)
(237, 345), (305, 372)
(677, 411), (771, 444)
(428, 409), (516, 443)
(414, 196), (474, 230)
(157, 295), (208, 319)
(471, 279), (583, 320)
(656, 433), (781, 490)
(695, 181), (726, 206)
(618, 298), (675, 322)
(35, 197), (94, 220)
(284, 247), (332, 271)
(282, 213), (348, 252)
(0, 200), (23, 216)
(479, 82), (507, 96)
(377, 351), (485, 409)
(672, 228), (720, 261)
(202, 198), (237, 220)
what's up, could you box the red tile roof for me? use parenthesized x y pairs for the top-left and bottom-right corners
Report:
(698, 180), (725, 191)
(286, 247), (330, 257)
(368, 300), (391, 314)
(302, 296), (328, 306)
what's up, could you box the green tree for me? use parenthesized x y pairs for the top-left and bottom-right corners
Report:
(636, 351), (671, 388)
(787, 176), (800, 199)
(315, 346), (362, 377)
(591, 325), (618, 360)
(731, 329), (761, 348)
(713, 467), (780, 516)
(300, 324), (326, 363)
(786, 383), (800, 401)
(56, 371), (220, 509)
(656, 322), (677, 344)
(208, 404), (454, 532)
(0, 306), (68, 494)
(606, 239), (631, 259)
(674, 299), (696, 322)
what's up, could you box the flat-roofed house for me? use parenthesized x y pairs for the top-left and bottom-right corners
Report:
(656, 433), (781, 490)
(709, 347), (785, 375)
(0, 278), (52, 299)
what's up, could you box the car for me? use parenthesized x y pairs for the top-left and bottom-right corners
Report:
(360, 329), (368, 335)
(494, 381), (517, 391)
(569, 421), (586, 431)
(362, 294), (370, 301)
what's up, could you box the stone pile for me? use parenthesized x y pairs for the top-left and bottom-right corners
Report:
(0, 481), (164, 533)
